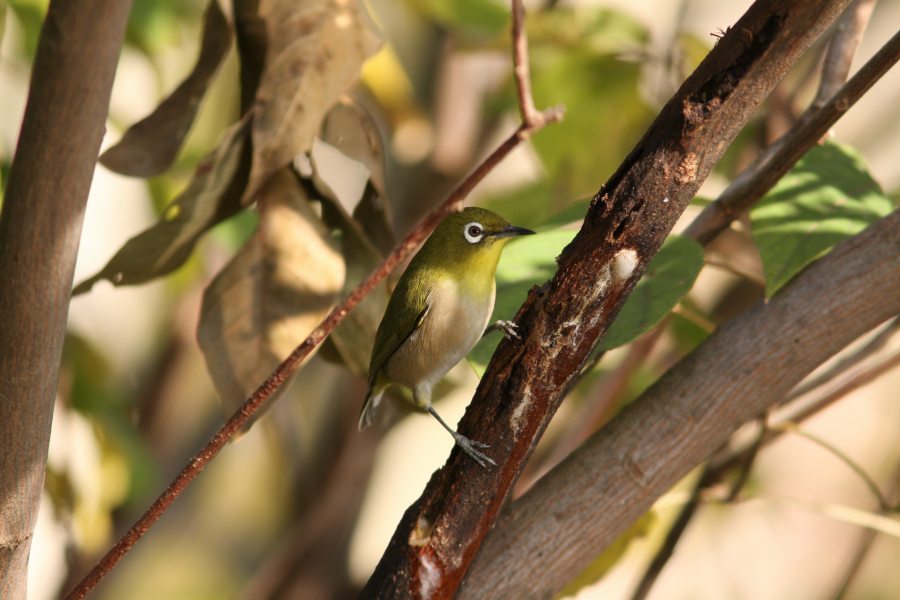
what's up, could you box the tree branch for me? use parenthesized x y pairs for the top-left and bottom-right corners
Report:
(362, 1), (857, 598)
(684, 25), (900, 244)
(63, 1), (562, 597)
(0, 1), (134, 597)
(463, 208), (900, 598)
(813, 0), (876, 109)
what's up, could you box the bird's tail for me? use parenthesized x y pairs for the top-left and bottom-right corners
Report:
(358, 387), (384, 430)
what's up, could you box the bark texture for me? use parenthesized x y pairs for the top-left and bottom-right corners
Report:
(462, 209), (900, 598)
(361, 0), (854, 597)
(0, 1), (133, 596)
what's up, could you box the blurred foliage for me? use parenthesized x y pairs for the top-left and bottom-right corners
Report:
(413, 0), (508, 37)
(2, 0), (896, 597)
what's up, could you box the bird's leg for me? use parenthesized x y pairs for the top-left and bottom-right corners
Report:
(426, 406), (496, 468)
(483, 319), (521, 340)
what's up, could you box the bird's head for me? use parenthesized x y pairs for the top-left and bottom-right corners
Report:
(418, 207), (535, 276)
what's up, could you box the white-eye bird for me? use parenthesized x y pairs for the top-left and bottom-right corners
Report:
(359, 207), (535, 466)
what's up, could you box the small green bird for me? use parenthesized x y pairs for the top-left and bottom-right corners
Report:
(359, 207), (535, 466)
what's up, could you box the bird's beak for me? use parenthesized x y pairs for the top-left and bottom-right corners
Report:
(492, 224), (536, 239)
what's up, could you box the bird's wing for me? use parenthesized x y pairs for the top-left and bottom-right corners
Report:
(367, 300), (430, 387)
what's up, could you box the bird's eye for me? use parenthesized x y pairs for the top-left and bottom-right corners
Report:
(463, 222), (484, 244)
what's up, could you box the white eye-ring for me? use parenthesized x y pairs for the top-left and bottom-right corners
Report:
(463, 222), (485, 244)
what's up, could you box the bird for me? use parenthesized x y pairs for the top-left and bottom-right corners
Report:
(359, 207), (535, 467)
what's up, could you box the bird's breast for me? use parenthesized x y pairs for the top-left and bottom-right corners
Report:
(385, 276), (494, 390)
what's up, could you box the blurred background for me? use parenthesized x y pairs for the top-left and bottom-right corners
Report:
(1, 0), (898, 598)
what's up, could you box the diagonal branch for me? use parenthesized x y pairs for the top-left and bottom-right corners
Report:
(362, 1), (857, 598)
(684, 25), (900, 244)
(463, 209), (900, 598)
(62, 2), (562, 598)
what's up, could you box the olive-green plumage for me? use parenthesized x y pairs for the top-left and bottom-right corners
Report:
(360, 207), (534, 466)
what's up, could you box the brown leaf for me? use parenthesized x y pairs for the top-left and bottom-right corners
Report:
(99, 0), (233, 177)
(197, 168), (345, 419)
(316, 184), (388, 376)
(245, 0), (381, 201)
(320, 98), (387, 197)
(73, 118), (251, 295)
(233, 0), (268, 113)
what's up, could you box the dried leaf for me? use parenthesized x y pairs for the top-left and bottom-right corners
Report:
(233, 0), (267, 112)
(99, 0), (233, 177)
(197, 169), (345, 418)
(245, 0), (381, 200)
(316, 186), (388, 376)
(320, 98), (395, 254)
(74, 120), (251, 295)
(320, 98), (387, 197)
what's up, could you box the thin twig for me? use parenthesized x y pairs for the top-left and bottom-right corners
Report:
(684, 28), (900, 244)
(629, 415), (767, 600)
(833, 465), (900, 599)
(813, 0), (877, 109)
(773, 423), (891, 511)
(708, 346), (900, 481)
(63, 4), (562, 595)
(786, 317), (899, 401)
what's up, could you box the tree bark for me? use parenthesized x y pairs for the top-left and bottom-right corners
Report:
(0, 1), (133, 596)
(462, 209), (900, 598)
(361, 0), (854, 597)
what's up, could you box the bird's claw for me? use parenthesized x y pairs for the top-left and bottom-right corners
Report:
(494, 320), (521, 340)
(454, 434), (496, 468)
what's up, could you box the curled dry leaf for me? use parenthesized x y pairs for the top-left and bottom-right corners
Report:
(311, 99), (393, 375)
(73, 118), (251, 295)
(245, 0), (382, 201)
(197, 168), (345, 419)
(316, 185), (388, 376)
(99, 0), (233, 177)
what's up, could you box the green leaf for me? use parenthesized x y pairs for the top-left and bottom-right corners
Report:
(527, 8), (654, 198)
(413, 0), (509, 37)
(750, 141), (893, 298)
(468, 230), (575, 376)
(600, 236), (704, 351)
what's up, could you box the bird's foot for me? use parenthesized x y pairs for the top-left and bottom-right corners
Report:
(453, 433), (496, 468)
(492, 319), (521, 340)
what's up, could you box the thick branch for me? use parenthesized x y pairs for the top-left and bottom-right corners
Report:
(0, 1), (134, 597)
(362, 1), (855, 598)
(463, 209), (900, 598)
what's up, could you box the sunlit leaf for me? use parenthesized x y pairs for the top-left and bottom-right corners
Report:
(197, 169), (345, 419)
(246, 0), (381, 200)
(600, 236), (704, 351)
(73, 119), (251, 295)
(468, 230), (574, 376)
(100, 0), (232, 177)
(750, 141), (893, 298)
